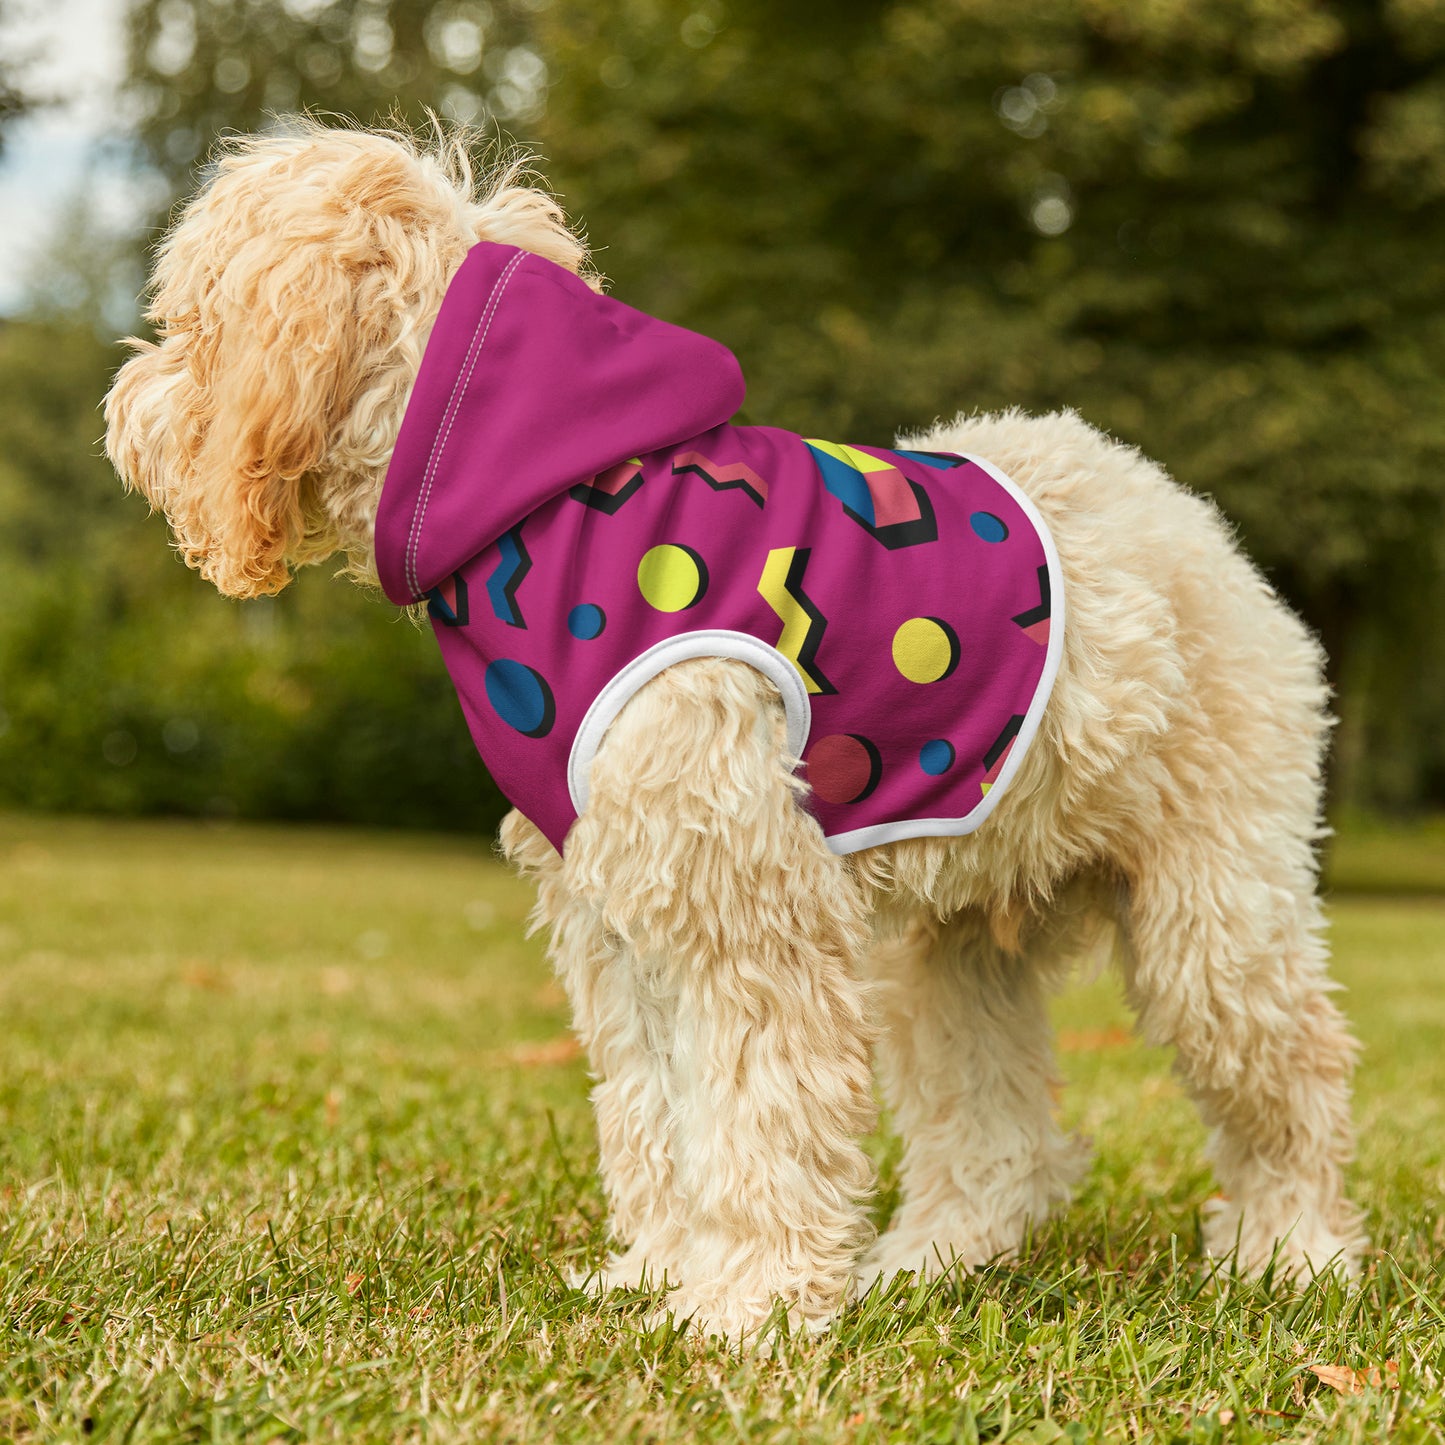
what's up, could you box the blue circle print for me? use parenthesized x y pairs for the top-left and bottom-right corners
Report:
(485, 659), (556, 738)
(969, 511), (1009, 543)
(567, 603), (606, 641)
(919, 739), (956, 776)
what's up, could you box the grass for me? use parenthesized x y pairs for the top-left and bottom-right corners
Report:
(1, 812), (1442, 1443)
(1324, 812), (1445, 897)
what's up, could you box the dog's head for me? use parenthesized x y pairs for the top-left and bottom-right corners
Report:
(105, 121), (587, 597)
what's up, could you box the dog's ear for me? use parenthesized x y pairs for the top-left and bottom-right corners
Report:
(105, 127), (593, 597)
(183, 241), (359, 598)
(105, 132), (449, 599)
(106, 240), (371, 599)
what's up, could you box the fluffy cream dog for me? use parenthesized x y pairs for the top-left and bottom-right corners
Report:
(105, 121), (1364, 1342)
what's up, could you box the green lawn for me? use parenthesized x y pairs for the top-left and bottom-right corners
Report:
(1, 813), (1442, 1443)
(1325, 813), (1445, 897)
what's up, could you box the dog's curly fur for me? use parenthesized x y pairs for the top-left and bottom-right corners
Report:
(105, 120), (1365, 1343)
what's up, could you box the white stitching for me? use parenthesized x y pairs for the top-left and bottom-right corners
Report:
(405, 249), (528, 598)
(406, 249), (526, 596)
(405, 248), (526, 597)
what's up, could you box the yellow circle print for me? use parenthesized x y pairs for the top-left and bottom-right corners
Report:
(892, 616), (961, 684)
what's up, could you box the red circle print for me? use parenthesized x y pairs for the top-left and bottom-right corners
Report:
(805, 733), (882, 805)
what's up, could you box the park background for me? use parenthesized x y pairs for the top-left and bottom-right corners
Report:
(5, 4), (1445, 1439)
(3, 0), (1445, 832)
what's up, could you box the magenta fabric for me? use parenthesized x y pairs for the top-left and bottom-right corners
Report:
(375, 242), (1063, 854)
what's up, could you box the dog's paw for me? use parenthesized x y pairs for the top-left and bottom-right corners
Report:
(645, 1289), (836, 1351)
(860, 1135), (1091, 1296)
(854, 1247), (986, 1297)
(570, 1245), (674, 1296)
(858, 1222), (1018, 1295)
(1201, 1196), (1366, 1282)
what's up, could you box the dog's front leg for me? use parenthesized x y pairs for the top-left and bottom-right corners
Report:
(501, 809), (688, 1290)
(564, 659), (878, 1344)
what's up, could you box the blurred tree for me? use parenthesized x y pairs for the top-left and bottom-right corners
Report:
(0, 316), (126, 570)
(25, 0), (559, 833)
(0, 315), (510, 829)
(532, 0), (1445, 807)
(123, 0), (547, 192)
(0, 0), (36, 153)
(14, 0), (1433, 825)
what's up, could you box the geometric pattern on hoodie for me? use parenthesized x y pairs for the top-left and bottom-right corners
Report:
(375, 243), (1064, 854)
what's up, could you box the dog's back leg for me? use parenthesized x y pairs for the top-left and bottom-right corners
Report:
(1121, 843), (1358, 1283)
(561, 658), (878, 1341)
(1120, 829), (1365, 1278)
(859, 908), (1090, 1290)
(1104, 556), (1367, 1279)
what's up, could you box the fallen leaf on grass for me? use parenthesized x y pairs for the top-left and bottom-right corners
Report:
(500, 1037), (584, 1067)
(345, 1273), (365, 1296)
(1056, 1027), (1134, 1052)
(1310, 1362), (1399, 1395)
(179, 961), (230, 992)
(319, 967), (354, 996)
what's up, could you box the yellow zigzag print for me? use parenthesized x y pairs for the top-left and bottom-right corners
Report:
(758, 546), (835, 696)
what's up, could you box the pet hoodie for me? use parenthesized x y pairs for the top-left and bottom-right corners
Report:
(374, 242), (1064, 855)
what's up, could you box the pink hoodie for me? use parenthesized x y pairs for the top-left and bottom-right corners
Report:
(376, 243), (1063, 854)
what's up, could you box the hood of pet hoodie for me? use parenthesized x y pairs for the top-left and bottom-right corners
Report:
(374, 242), (748, 845)
(376, 243), (746, 605)
(376, 242), (1065, 856)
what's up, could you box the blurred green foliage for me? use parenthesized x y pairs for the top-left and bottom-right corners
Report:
(0, 1), (32, 154)
(0, 317), (506, 829)
(2, 0), (1444, 828)
(534, 0), (1445, 808)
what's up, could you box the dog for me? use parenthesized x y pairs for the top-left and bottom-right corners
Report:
(105, 121), (1365, 1343)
